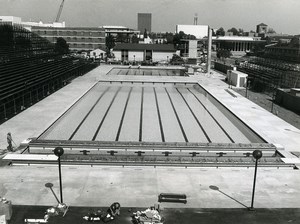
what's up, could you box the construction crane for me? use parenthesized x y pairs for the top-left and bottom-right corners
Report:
(55, 0), (65, 22)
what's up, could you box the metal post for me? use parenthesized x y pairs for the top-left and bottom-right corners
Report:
(250, 158), (258, 209)
(228, 70), (232, 89)
(245, 78), (248, 98)
(271, 90), (275, 113)
(54, 147), (64, 203)
(207, 27), (212, 74)
(249, 150), (262, 211)
(58, 156), (63, 203)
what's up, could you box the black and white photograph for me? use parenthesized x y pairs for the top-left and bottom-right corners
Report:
(0, 0), (300, 223)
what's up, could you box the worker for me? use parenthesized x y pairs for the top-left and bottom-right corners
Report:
(107, 202), (121, 217)
(7, 132), (13, 152)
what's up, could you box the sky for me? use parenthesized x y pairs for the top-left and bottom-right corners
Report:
(1, 0), (300, 34)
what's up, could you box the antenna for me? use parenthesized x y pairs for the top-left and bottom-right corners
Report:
(194, 13), (198, 25)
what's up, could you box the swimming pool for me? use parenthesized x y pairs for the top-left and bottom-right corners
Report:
(37, 81), (264, 144)
(107, 68), (187, 76)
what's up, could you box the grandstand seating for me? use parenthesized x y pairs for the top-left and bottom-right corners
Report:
(0, 24), (98, 123)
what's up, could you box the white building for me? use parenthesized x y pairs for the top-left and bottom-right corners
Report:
(113, 43), (176, 62)
(213, 36), (263, 52)
(0, 16), (65, 31)
(176, 25), (208, 39)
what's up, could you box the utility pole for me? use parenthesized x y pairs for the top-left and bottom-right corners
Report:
(207, 26), (212, 74)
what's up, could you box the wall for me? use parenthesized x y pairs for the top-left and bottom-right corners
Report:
(128, 51), (144, 61)
(214, 61), (235, 74)
(152, 52), (173, 62)
(188, 40), (198, 58)
(275, 89), (300, 113)
(114, 51), (122, 61)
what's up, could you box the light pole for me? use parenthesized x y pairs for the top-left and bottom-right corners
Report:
(228, 70), (232, 89)
(245, 77), (248, 98)
(249, 149), (263, 211)
(54, 147), (64, 203)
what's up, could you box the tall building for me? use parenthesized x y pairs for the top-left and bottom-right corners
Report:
(137, 13), (152, 33)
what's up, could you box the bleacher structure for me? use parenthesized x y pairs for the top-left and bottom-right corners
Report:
(0, 23), (98, 123)
(214, 58), (300, 91)
(237, 57), (300, 90)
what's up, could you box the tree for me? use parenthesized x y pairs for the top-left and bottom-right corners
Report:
(105, 34), (115, 57)
(216, 27), (225, 36)
(238, 28), (244, 36)
(170, 54), (184, 65)
(267, 28), (276, 34)
(227, 27), (238, 36)
(166, 32), (174, 44)
(131, 34), (139, 43)
(55, 37), (69, 54)
(212, 29), (216, 36)
(173, 31), (185, 47)
(116, 33), (128, 43)
(217, 49), (232, 60)
(144, 29), (148, 38)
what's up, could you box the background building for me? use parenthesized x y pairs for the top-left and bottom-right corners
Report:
(137, 13), (152, 33)
(256, 23), (268, 34)
(0, 16), (65, 31)
(176, 25), (208, 39)
(113, 43), (175, 62)
(264, 35), (300, 62)
(31, 26), (105, 51)
(213, 36), (263, 52)
(102, 25), (139, 43)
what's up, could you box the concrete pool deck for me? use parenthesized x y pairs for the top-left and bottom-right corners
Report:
(1, 65), (300, 154)
(1, 65), (300, 212)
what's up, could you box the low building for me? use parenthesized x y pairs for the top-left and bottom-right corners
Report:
(178, 39), (206, 58)
(113, 43), (176, 62)
(213, 36), (264, 52)
(89, 49), (106, 59)
(31, 26), (105, 52)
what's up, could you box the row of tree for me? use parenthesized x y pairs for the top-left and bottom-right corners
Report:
(215, 27), (276, 37)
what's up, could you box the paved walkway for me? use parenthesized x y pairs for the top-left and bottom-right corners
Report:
(1, 165), (300, 208)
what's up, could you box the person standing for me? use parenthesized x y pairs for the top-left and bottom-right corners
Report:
(7, 132), (13, 152)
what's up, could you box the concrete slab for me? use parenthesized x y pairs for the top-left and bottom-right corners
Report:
(0, 165), (299, 208)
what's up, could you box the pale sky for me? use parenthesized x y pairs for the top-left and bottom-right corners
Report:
(1, 0), (300, 34)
